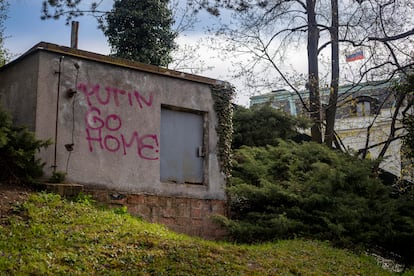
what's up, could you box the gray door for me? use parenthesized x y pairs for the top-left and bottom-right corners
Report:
(160, 108), (204, 184)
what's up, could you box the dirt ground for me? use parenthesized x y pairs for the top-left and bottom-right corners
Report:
(0, 182), (34, 218)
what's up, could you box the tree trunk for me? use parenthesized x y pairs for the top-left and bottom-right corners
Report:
(324, 0), (339, 147)
(373, 92), (405, 172)
(306, 0), (322, 143)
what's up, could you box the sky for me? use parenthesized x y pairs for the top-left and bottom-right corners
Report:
(2, 0), (309, 106)
(4, 0), (111, 55)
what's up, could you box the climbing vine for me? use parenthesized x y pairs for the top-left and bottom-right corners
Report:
(211, 83), (235, 184)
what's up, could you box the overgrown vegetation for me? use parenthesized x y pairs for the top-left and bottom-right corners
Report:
(232, 104), (310, 149)
(223, 99), (414, 269)
(104, 0), (176, 66)
(211, 84), (235, 181)
(0, 192), (398, 275)
(218, 141), (414, 268)
(0, 107), (51, 183)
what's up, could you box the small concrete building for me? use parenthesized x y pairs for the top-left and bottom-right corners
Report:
(0, 42), (231, 238)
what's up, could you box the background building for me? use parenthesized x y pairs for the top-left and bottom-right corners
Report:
(250, 81), (409, 178)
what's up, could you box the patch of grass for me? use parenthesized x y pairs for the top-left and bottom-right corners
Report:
(0, 192), (407, 275)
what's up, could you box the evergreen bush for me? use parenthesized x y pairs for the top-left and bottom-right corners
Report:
(220, 141), (414, 267)
(232, 104), (310, 149)
(0, 106), (51, 183)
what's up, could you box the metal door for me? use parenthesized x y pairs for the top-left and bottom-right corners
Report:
(160, 108), (204, 184)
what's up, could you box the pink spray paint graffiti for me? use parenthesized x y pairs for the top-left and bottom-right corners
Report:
(78, 83), (154, 109)
(78, 83), (159, 160)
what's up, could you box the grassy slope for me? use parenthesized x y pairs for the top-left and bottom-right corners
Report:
(0, 193), (402, 275)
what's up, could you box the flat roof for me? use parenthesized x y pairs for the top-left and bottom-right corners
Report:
(1, 42), (226, 86)
(250, 81), (392, 101)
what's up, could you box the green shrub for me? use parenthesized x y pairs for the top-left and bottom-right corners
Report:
(0, 106), (51, 183)
(48, 171), (66, 183)
(232, 104), (310, 149)
(73, 192), (95, 205)
(221, 141), (414, 267)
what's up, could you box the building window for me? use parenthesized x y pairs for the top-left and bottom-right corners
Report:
(356, 101), (371, 117)
(351, 96), (379, 117)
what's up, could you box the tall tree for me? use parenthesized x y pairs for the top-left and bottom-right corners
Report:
(41, 0), (205, 69)
(306, 0), (322, 143)
(196, 0), (333, 142)
(324, 0), (339, 147)
(195, 0), (413, 146)
(0, 0), (8, 66)
(104, 0), (176, 66)
(344, 1), (414, 166)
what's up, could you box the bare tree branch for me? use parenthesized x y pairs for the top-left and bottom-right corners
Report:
(368, 28), (414, 42)
(357, 134), (405, 153)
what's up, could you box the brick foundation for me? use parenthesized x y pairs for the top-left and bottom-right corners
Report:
(86, 189), (228, 240)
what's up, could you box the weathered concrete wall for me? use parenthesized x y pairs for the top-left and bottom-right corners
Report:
(0, 53), (39, 130)
(33, 49), (226, 200)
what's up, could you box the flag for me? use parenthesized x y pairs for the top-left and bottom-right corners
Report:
(345, 49), (364, 62)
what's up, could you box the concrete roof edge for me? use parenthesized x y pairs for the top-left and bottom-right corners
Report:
(2, 41), (229, 87)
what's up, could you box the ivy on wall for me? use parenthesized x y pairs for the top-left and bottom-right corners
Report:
(211, 83), (235, 184)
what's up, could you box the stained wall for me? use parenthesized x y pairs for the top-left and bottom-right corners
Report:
(0, 42), (228, 201)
